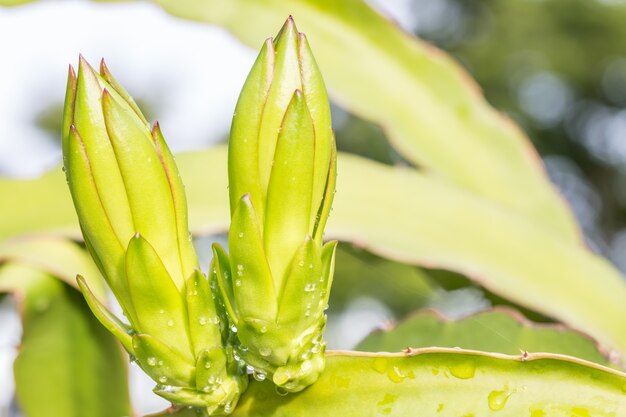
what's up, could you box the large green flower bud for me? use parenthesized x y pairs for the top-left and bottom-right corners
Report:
(214, 17), (338, 392)
(62, 57), (247, 414)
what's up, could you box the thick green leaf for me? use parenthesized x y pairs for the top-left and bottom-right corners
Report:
(0, 236), (105, 300)
(0, 167), (76, 239)
(149, 350), (626, 417)
(152, 0), (580, 242)
(0, 263), (131, 417)
(2, 147), (626, 365)
(356, 308), (610, 366)
(329, 153), (626, 364)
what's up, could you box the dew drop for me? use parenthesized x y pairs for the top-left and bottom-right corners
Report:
(260, 325), (268, 334)
(158, 360), (164, 366)
(372, 357), (388, 374)
(246, 365), (255, 373)
(147, 357), (157, 366)
(300, 360), (312, 372)
(204, 361), (212, 369)
(259, 346), (272, 357)
(308, 263), (313, 269)
(387, 366), (407, 383)
(231, 324), (238, 333)
(304, 283), (316, 292)
(275, 386), (289, 396)
(159, 376), (167, 383)
(377, 393), (398, 407)
(159, 309), (165, 315)
(298, 260), (305, 267)
(253, 370), (266, 381)
(487, 388), (512, 411)
(235, 279), (242, 286)
(199, 317), (207, 326)
(449, 361), (475, 379)
(167, 319), (174, 327)
(238, 232), (244, 238)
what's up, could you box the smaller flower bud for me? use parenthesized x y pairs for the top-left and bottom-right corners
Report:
(215, 17), (338, 392)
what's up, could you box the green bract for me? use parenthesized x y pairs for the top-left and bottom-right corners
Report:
(214, 17), (338, 392)
(62, 57), (247, 414)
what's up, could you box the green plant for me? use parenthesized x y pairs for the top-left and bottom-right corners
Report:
(216, 17), (337, 393)
(1, 2), (626, 417)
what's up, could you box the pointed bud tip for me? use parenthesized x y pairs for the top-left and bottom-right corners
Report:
(76, 275), (88, 291)
(134, 232), (141, 238)
(99, 58), (109, 75)
(274, 15), (298, 46)
(101, 88), (114, 107)
(77, 54), (94, 73)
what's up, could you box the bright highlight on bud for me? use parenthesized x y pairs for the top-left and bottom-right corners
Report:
(63, 57), (246, 414)
(216, 17), (338, 392)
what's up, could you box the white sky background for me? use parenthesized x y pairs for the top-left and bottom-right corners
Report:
(0, 0), (256, 178)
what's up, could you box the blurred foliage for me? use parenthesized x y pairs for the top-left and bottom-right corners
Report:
(329, 244), (438, 316)
(335, 0), (626, 252)
(445, 0), (626, 244)
(356, 308), (610, 365)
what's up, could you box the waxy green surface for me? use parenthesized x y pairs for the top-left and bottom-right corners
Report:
(151, 350), (626, 417)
